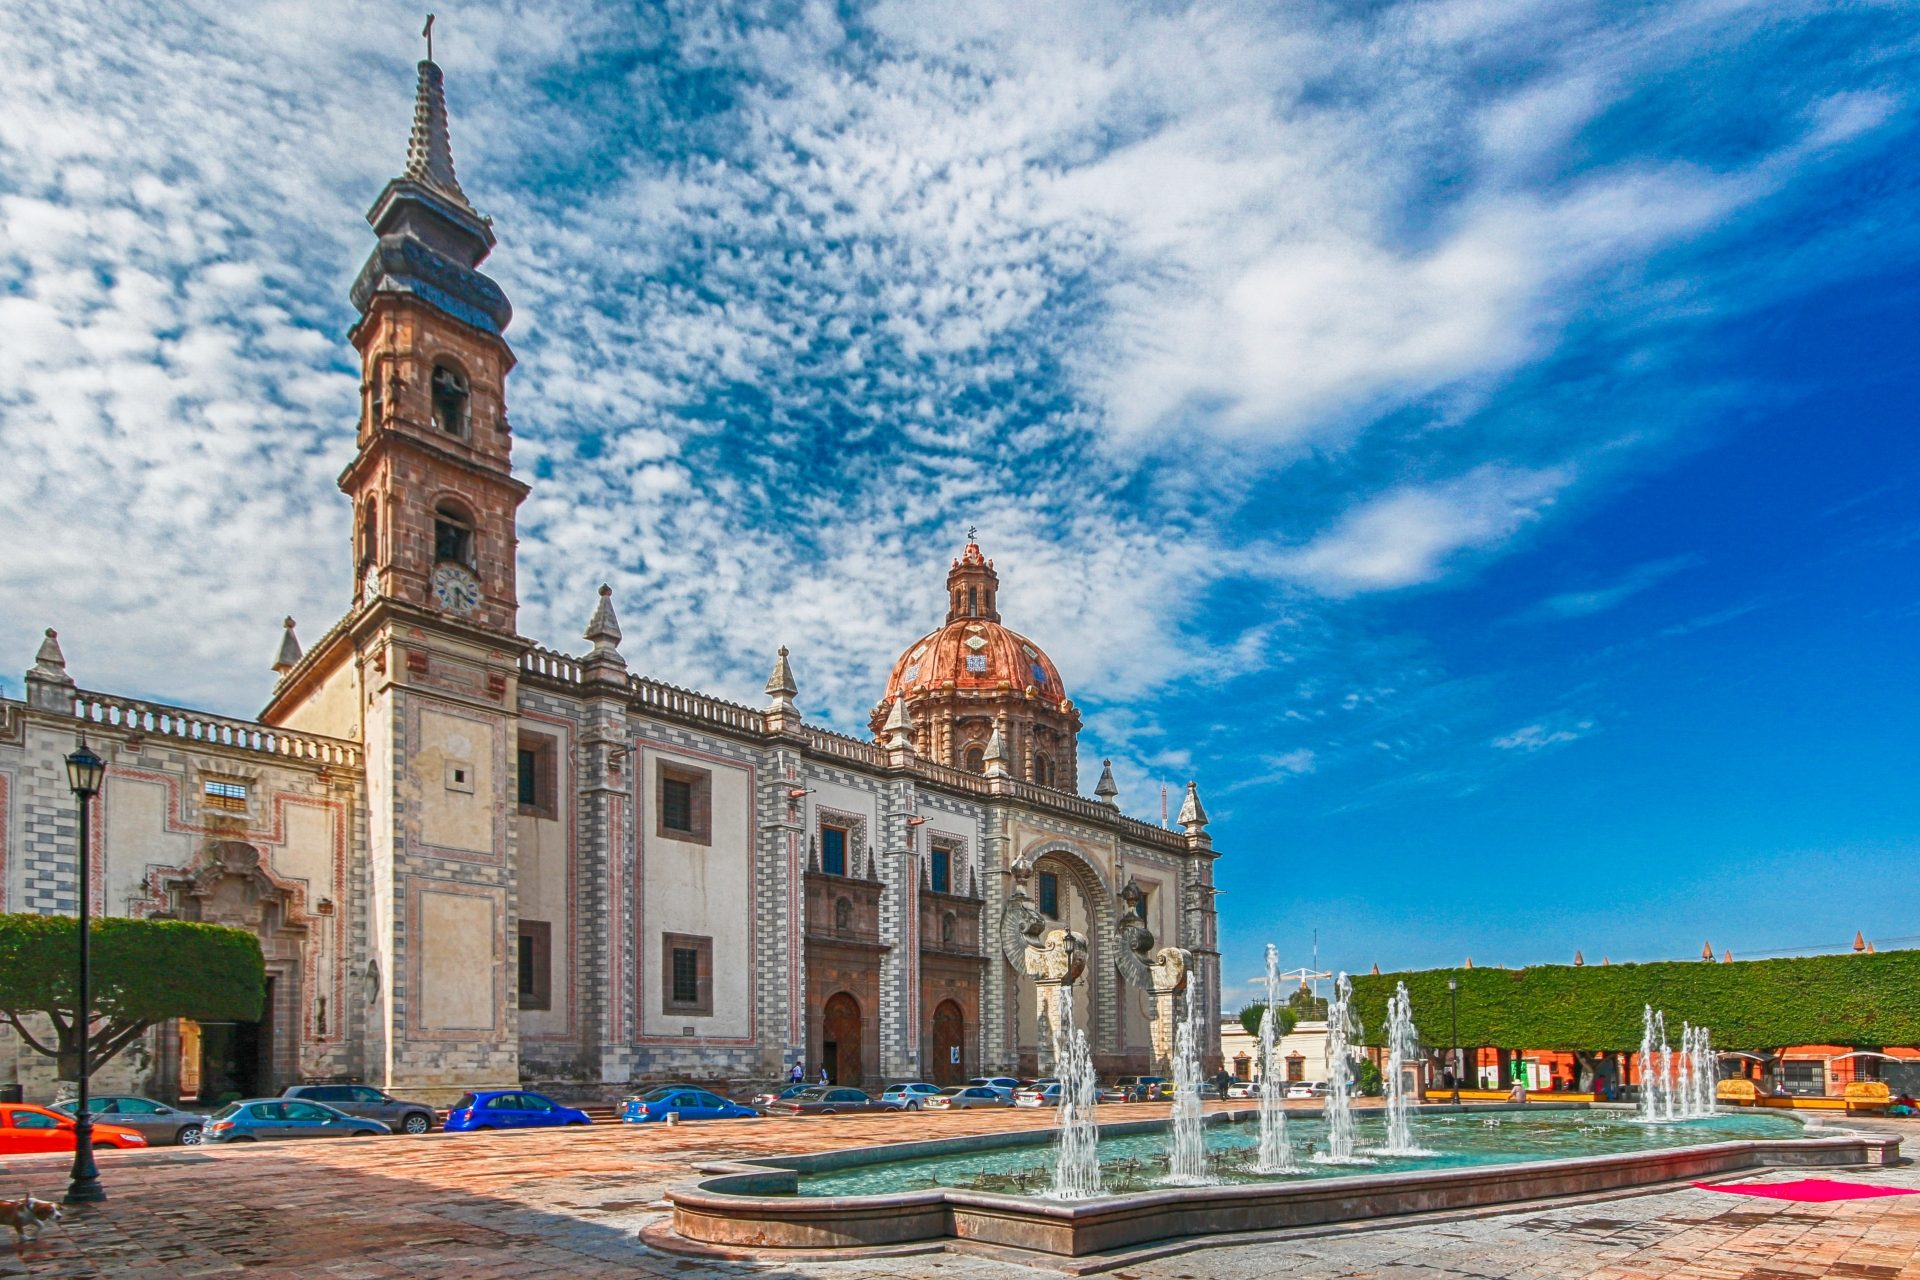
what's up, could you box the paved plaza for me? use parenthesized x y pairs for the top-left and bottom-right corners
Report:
(1, 1106), (1915, 1279)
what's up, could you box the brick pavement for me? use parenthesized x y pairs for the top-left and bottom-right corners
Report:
(0, 1106), (1914, 1279)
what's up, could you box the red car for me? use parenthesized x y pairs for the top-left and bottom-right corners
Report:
(0, 1103), (149, 1153)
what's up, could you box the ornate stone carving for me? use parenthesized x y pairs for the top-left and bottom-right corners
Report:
(1023, 927), (1088, 986)
(1149, 945), (1190, 995)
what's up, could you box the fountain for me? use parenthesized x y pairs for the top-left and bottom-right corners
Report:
(1639, 1004), (1716, 1121)
(1374, 980), (1431, 1156)
(1254, 944), (1295, 1173)
(1048, 985), (1103, 1198)
(1166, 982), (1208, 1183)
(1317, 972), (1370, 1163)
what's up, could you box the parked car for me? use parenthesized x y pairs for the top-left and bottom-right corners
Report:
(1287, 1082), (1328, 1100)
(54, 1095), (209, 1146)
(967, 1076), (1022, 1099)
(927, 1085), (1011, 1110)
(751, 1083), (815, 1109)
(760, 1086), (898, 1116)
(621, 1086), (757, 1123)
(1098, 1075), (1167, 1103)
(283, 1083), (438, 1135)
(205, 1098), (388, 1143)
(1014, 1081), (1063, 1108)
(879, 1082), (944, 1111)
(0, 1103), (148, 1153)
(443, 1090), (592, 1132)
(1225, 1080), (1258, 1100)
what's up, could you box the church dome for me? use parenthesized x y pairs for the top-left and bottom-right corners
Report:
(871, 537), (1081, 789)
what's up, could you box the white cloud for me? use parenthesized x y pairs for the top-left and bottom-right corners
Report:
(1492, 720), (1596, 752)
(1273, 467), (1569, 596)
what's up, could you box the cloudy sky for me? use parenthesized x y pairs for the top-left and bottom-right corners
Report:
(2, 0), (1915, 999)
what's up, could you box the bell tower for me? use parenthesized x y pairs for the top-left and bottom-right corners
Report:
(341, 54), (525, 634)
(277, 41), (528, 1099)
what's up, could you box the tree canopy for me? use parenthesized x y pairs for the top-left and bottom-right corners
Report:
(1238, 1001), (1300, 1040)
(0, 914), (265, 1077)
(1350, 950), (1920, 1052)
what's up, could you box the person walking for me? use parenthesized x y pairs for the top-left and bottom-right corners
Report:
(789, 1061), (804, 1085)
(818, 1065), (829, 1086)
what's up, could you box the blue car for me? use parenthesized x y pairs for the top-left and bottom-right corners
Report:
(205, 1098), (390, 1142)
(621, 1085), (758, 1123)
(443, 1090), (592, 1132)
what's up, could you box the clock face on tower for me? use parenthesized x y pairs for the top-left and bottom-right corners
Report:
(430, 562), (482, 615)
(361, 563), (381, 604)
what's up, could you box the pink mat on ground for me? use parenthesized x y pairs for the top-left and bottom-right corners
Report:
(1693, 1178), (1919, 1202)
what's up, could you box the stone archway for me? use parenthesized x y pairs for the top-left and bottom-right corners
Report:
(822, 992), (862, 1086)
(155, 841), (310, 1100)
(932, 1000), (966, 1085)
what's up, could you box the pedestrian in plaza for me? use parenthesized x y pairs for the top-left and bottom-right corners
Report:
(789, 1061), (804, 1084)
(819, 1065), (829, 1086)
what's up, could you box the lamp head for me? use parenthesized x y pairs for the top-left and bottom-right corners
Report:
(1447, 977), (1459, 993)
(65, 738), (106, 799)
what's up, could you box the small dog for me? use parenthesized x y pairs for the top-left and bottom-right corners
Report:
(0, 1193), (63, 1250)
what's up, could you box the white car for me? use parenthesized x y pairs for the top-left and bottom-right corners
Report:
(1225, 1080), (1258, 1099)
(1014, 1081), (1062, 1107)
(879, 1082), (944, 1111)
(1286, 1081), (1328, 1099)
(927, 1085), (1011, 1110)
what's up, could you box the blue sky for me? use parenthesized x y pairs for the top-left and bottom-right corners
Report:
(0, 1), (1914, 1007)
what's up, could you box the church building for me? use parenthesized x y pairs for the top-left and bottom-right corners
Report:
(0, 55), (1222, 1103)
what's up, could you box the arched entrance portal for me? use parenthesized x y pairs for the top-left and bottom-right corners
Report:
(932, 1000), (965, 1085)
(822, 992), (862, 1085)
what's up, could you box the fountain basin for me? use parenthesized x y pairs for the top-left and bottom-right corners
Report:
(665, 1106), (1898, 1258)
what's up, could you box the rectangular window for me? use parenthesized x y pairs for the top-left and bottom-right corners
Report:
(203, 780), (248, 812)
(1038, 871), (1060, 918)
(516, 920), (551, 1012)
(517, 733), (558, 819)
(930, 846), (952, 895)
(656, 763), (712, 845)
(821, 825), (848, 876)
(661, 933), (712, 1016)
(1781, 1061), (1822, 1094)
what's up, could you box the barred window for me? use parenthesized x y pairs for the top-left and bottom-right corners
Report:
(203, 780), (248, 812)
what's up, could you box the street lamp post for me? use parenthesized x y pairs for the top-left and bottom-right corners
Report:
(64, 738), (107, 1206)
(1447, 977), (1461, 1107)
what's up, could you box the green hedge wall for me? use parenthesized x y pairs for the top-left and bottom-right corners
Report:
(1349, 949), (1920, 1051)
(0, 913), (265, 1025)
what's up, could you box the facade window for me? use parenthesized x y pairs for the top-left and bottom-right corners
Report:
(964, 745), (985, 772)
(1033, 754), (1054, 787)
(517, 733), (558, 819)
(967, 586), (978, 616)
(930, 846), (952, 895)
(203, 780), (248, 813)
(821, 825), (848, 876)
(433, 502), (474, 566)
(655, 762), (712, 845)
(1038, 870), (1060, 918)
(516, 920), (551, 1011)
(431, 363), (470, 436)
(661, 932), (712, 1016)
(1781, 1061), (1822, 1094)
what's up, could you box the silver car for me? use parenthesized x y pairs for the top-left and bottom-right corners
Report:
(53, 1095), (210, 1146)
(926, 1085), (1012, 1110)
(282, 1083), (438, 1134)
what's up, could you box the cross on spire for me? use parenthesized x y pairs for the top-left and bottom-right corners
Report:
(423, 13), (435, 62)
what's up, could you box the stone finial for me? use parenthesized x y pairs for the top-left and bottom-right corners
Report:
(882, 696), (913, 752)
(1094, 758), (1119, 806)
(765, 645), (798, 709)
(584, 584), (623, 657)
(1176, 780), (1208, 831)
(1722, 948), (1734, 962)
(405, 56), (472, 208)
(273, 617), (303, 676)
(25, 627), (76, 711)
(1853, 930), (1867, 953)
(30, 628), (71, 684)
(982, 720), (1011, 779)
(1574, 950), (1585, 966)
(1700, 940), (1713, 962)
(1464, 956), (1473, 969)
